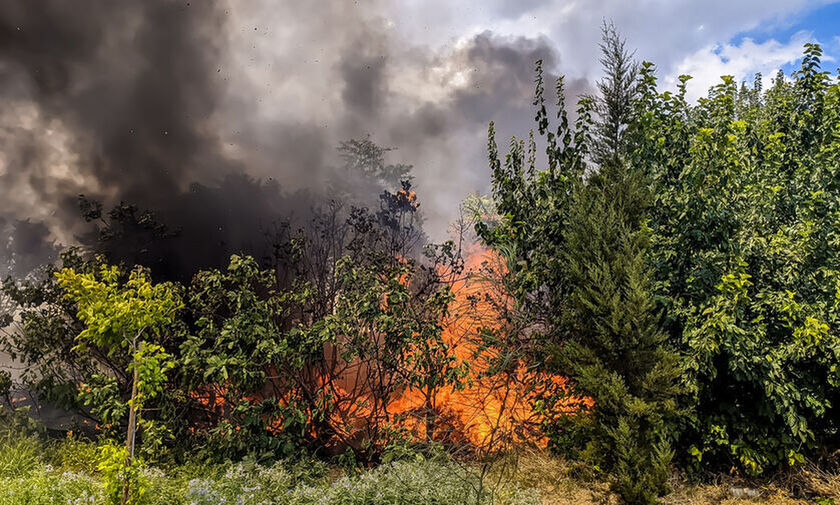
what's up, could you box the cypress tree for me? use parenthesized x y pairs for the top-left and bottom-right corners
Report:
(592, 21), (639, 166)
(556, 162), (681, 505)
(552, 24), (682, 505)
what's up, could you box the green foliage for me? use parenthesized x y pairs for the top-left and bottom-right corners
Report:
(0, 433), (539, 505)
(47, 435), (102, 475)
(478, 31), (840, 481)
(554, 160), (681, 504)
(98, 442), (146, 505)
(56, 262), (180, 418)
(314, 250), (462, 452)
(0, 405), (45, 440)
(592, 21), (639, 165)
(181, 243), (466, 462)
(0, 430), (41, 478)
(479, 29), (681, 504)
(77, 373), (127, 427)
(338, 137), (414, 189)
(0, 371), (11, 405)
(180, 253), (315, 459)
(55, 264), (181, 358)
(477, 60), (590, 348)
(630, 43), (840, 474)
(0, 249), (107, 412)
(57, 262), (182, 503)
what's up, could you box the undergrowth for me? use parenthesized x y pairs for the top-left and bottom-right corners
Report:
(0, 430), (541, 505)
(0, 425), (837, 505)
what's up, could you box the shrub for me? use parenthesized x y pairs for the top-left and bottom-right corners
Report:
(631, 43), (840, 474)
(47, 435), (102, 475)
(0, 433), (41, 478)
(0, 468), (101, 505)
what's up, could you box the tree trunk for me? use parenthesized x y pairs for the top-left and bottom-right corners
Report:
(424, 391), (436, 442)
(122, 341), (139, 505)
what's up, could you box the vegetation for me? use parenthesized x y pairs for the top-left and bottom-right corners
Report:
(479, 26), (682, 503)
(3, 28), (840, 505)
(1, 425), (839, 505)
(56, 264), (181, 504)
(633, 43), (840, 477)
(476, 27), (840, 504)
(0, 424), (542, 505)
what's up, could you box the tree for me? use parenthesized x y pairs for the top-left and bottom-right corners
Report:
(478, 27), (681, 503)
(56, 263), (181, 505)
(557, 25), (681, 503)
(592, 21), (639, 166)
(1, 249), (125, 415)
(554, 162), (681, 504)
(629, 43), (840, 475)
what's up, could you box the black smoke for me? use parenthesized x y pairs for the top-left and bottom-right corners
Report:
(0, 1), (592, 280)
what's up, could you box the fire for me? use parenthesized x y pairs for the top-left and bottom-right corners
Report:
(395, 188), (418, 208)
(383, 246), (584, 450)
(189, 246), (585, 453)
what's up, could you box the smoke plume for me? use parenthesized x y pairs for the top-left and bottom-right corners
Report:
(0, 0), (590, 278)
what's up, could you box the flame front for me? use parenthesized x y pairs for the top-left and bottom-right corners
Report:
(191, 247), (585, 452)
(383, 246), (584, 450)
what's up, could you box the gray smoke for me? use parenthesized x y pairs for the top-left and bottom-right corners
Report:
(0, 0), (591, 277)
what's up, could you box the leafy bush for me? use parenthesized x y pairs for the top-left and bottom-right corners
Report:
(631, 43), (840, 474)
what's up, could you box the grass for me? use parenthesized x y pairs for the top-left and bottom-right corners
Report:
(481, 448), (840, 505)
(0, 432), (837, 505)
(0, 434), (40, 478)
(0, 432), (540, 505)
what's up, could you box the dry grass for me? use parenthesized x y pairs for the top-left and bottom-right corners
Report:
(499, 450), (840, 505)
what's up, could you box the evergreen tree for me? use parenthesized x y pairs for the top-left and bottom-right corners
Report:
(555, 162), (681, 505)
(592, 21), (639, 166)
(479, 25), (682, 504)
(557, 26), (681, 504)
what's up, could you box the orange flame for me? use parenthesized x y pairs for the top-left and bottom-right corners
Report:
(190, 246), (585, 452)
(383, 245), (584, 450)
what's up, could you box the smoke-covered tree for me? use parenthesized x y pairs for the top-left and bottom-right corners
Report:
(179, 212), (466, 463)
(174, 138), (467, 462)
(0, 218), (61, 281)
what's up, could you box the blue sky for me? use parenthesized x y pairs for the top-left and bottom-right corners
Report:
(734, 1), (840, 75)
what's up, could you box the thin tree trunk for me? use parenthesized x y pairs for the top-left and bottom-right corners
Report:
(122, 339), (139, 505)
(424, 390), (436, 442)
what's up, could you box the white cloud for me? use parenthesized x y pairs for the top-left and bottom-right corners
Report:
(666, 31), (813, 100)
(388, 0), (837, 83)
